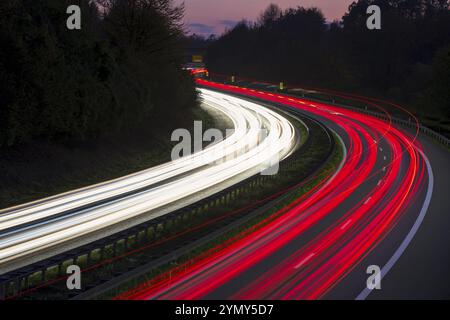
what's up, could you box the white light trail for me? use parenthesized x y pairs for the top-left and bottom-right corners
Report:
(0, 88), (297, 273)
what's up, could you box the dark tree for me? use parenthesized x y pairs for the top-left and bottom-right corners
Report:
(0, 0), (197, 147)
(206, 1), (450, 120)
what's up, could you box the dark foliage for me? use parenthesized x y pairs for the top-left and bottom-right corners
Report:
(0, 0), (197, 147)
(206, 0), (450, 118)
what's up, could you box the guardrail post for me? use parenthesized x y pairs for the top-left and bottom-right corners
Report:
(0, 282), (6, 300)
(15, 278), (21, 296)
(23, 276), (28, 290)
(0, 282), (5, 300)
(112, 242), (117, 256)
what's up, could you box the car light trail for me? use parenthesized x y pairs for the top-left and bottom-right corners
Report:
(0, 89), (297, 274)
(117, 79), (430, 301)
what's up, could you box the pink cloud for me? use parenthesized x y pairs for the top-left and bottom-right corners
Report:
(175, 0), (354, 36)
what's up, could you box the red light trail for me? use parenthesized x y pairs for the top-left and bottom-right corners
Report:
(117, 79), (429, 300)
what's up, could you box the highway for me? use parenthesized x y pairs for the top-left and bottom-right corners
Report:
(118, 80), (443, 300)
(0, 88), (298, 275)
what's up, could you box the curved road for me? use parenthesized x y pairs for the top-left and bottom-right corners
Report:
(0, 89), (298, 275)
(119, 80), (448, 300)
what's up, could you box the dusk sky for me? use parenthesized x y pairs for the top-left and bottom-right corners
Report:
(176, 0), (355, 36)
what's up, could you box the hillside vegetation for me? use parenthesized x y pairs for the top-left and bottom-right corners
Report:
(0, 0), (197, 147)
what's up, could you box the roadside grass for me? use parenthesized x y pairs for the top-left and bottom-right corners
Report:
(96, 124), (343, 300)
(11, 102), (337, 300)
(15, 112), (329, 300)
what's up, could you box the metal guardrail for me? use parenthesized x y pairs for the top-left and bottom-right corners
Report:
(2, 79), (447, 299)
(0, 109), (326, 300)
(308, 96), (450, 149)
(212, 76), (450, 149)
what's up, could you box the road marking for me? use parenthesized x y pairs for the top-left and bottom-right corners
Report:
(363, 197), (372, 205)
(294, 253), (315, 269)
(341, 219), (353, 230)
(356, 148), (434, 300)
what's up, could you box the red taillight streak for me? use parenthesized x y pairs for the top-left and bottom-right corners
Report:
(118, 80), (426, 300)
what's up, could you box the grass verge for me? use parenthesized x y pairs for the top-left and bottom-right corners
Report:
(97, 128), (343, 300)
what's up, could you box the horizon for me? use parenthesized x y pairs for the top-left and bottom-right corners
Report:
(176, 0), (354, 36)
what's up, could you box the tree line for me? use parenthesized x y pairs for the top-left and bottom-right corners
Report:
(205, 0), (450, 121)
(0, 0), (197, 148)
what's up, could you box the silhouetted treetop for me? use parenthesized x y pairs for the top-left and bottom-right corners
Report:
(0, 0), (196, 147)
(206, 1), (450, 121)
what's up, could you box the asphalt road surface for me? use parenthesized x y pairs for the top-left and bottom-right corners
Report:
(120, 80), (448, 300)
(0, 89), (298, 275)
